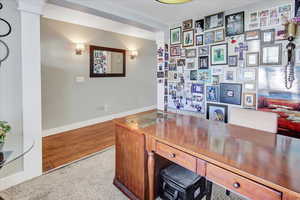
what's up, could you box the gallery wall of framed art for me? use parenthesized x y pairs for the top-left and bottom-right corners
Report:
(159, 0), (300, 136)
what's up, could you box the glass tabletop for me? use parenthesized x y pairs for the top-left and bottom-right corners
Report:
(0, 138), (34, 169)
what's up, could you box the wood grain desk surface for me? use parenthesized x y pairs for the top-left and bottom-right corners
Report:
(113, 110), (300, 198)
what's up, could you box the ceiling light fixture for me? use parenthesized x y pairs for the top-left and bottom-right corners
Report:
(155, 0), (192, 4)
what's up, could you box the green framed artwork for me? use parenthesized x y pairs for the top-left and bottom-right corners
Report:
(170, 27), (181, 45)
(211, 43), (228, 66)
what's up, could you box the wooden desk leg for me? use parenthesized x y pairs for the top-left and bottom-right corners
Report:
(148, 151), (155, 200)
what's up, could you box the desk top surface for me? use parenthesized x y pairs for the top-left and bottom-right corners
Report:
(114, 110), (300, 196)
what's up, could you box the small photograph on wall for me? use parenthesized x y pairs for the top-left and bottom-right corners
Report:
(243, 68), (257, 81)
(190, 70), (198, 81)
(211, 43), (228, 66)
(170, 45), (181, 57)
(198, 69), (212, 83)
(205, 12), (224, 30)
(183, 19), (193, 30)
(261, 29), (275, 45)
(195, 19), (204, 33)
(198, 56), (209, 69)
(225, 12), (245, 37)
(296, 0), (300, 17)
(214, 29), (225, 42)
(212, 75), (220, 85)
(206, 86), (220, 102)
(228, 55), (238, 67)
(186, 48), (197, 58)
(206, 103), (228, 123)
(245, 30), (260, 41)
(224, 68), (237, 82)
(191, 83), (204, 94)
(186, 59), (196, 70)
(248, 11), (260, 30)
(177, 59), (186, 67)
(246, 52), (259, 67)
(261, 44), (282, 65)
(183, 30), (194, 47)
(220, 83), (242, 105)
(204, 31), (215, 45)
(196, 34), (204, 46)
(198, 46), (209, 56)
(170, 27), (182, 45)
(243, 93), (256, 108)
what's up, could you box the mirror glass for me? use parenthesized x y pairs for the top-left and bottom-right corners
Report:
(90, 45), (126, 77)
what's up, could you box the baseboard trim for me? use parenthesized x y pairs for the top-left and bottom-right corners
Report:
(42, 105), (156, 137)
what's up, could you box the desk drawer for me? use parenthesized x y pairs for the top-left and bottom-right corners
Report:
(156, 142), (196, 172)
(207, 164), (281, 200)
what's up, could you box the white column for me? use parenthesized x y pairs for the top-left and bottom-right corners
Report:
(0, 0), (45, 190)
(18, 0), (46, 179)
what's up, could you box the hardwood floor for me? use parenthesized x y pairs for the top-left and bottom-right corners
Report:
(42, 121), (115, 172)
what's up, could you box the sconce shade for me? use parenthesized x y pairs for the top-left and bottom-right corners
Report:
(155, 0), (192, 4)
(75, 43), (85, 55)
(130, 50), (138, 59)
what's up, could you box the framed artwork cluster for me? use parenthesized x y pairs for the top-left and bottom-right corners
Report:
(166, 2), (291, 120)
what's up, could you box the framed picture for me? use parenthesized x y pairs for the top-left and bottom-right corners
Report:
(206, 86), (219, 102)
(195, 19), (204, 33)
(186, 48), (197, 58)
(244, 82), (256, 92)
(191, 83), (204, 94)
(198, 69), (211, 83)
(220, 83), (242, 105)
(225, 12), (245, 37)
(198, 46), (209, 56)
(177, 59), (186, 67)
(246, 52), (259, 67)
(183, 19), (193, 30)
(157, 71), (164, 78)
(190, 70), (198, 81)
(198, 56), (209, 69)
(204, 31), (215, 45)
(205, 12), (224, 30)
(261, 29), (275, 45)
(183, 30), (195, 47)
(169, 63), (177, 71)
(214, 29), (225, 42)
(243, 68), (257, 81)
(170, 45), (181, 57)
(275, 27), (287, 41)
(168, 71), (179, 82)
(243, 93), (256, 108)
(211, 43), (228, 66)
(295, 48), (300, 64)
(245, 29), (260, 41)
(170, 27), (182, 45)
(261, 44), (282, 65)
(180, 49), (186, 57)
(186, 59), (196, 69)
(212, 75), (220, 85)
(296, 0), (300, 17)
(228, 55), (238, 67)
(206, 103), (228, 123)
(196, 34), (204, 46)
(224, 68), (237, 82)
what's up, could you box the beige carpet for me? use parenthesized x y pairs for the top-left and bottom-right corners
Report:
(0, 147), (245, 200)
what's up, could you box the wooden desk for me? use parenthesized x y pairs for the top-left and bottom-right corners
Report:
(113, 110), (300, 200)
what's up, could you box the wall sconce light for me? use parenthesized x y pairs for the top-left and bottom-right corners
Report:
(130, 50), (138, 59)
(75, 43), (85, 55)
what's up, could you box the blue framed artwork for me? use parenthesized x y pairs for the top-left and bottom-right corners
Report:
(206, 86), (219, 102)
(220, 83), (242, 105)
(191, 83), (204, 94)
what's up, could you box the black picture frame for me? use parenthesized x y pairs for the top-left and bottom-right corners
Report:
(228, 55), (238, 67)
(206, 103), (228, 123)
(210, 43), (228, 66)
(196, 34), (204, 46)
(220, 83), (242, 105)
(90, 45), (126, 78)
(225, 11), (245, 37)
(198, 56), (209, 69)
(205, 12), (224, 31)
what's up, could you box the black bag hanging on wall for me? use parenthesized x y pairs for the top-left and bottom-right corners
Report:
(0, 2), (12, 67)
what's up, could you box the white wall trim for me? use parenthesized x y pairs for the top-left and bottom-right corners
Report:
(17, 0), (46, 15)
(42, 3), (156, 41)
(43, 105), (157, 137)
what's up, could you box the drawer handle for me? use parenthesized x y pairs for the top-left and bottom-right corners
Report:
(233, 182), (240, 189)
(169, 153), (176, 158)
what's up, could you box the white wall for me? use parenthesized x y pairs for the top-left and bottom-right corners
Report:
(0, 0), (23, 179)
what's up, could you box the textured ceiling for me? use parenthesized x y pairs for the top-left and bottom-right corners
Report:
(98, 0), (271, 25)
